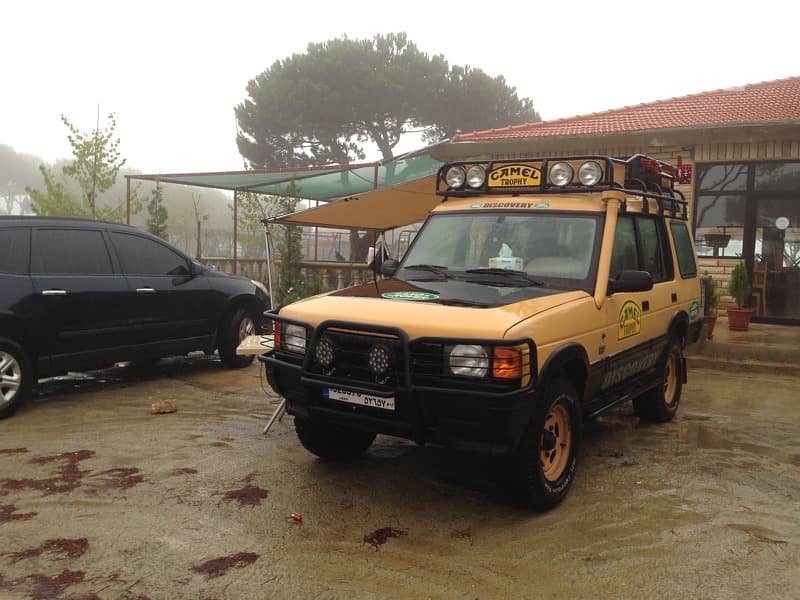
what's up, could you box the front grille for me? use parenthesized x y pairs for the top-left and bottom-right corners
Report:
(307, 328), (405, 388)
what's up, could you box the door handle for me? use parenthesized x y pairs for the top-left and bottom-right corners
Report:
(642, 300), (650, 312)
(136, 287), (156, 294)
(41, 289), (67, 296)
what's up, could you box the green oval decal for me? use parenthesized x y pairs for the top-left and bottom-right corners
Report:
(381, 291), (440, 301)
(689, 300), (699, 320)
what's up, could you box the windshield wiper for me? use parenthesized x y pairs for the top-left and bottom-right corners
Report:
(465, 268), (544, 287)
(402, 264), (453, 279)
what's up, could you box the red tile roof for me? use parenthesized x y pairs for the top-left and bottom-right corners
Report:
(454, 77), (800, 142)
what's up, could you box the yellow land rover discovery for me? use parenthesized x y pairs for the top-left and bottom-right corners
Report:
(260, 155), (702, 511)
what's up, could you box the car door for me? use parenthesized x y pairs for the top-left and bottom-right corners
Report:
(109, 231), (213, 346)
(598, 215), (661, 390)
(30, 226), (129, 372)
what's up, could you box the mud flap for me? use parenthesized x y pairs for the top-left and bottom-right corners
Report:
(680, 356), (688, 384)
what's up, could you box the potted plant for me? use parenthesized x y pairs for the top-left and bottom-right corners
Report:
(701, 272), (719, 339)
(727, 262), (754, 331)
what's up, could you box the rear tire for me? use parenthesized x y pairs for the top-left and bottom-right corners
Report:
(295, 418), (376, 461)
(0, 338), (33, 419)
(219, 307), (256, 368)
(512, 379), (581, 511)
(633, 339), (683, 423)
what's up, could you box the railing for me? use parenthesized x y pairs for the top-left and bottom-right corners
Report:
(201, 258), (372, 290)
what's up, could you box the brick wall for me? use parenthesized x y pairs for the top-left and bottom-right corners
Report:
(697, 257), (743, 309)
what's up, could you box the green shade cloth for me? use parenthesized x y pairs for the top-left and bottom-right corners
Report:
(128, 152), (442, 202)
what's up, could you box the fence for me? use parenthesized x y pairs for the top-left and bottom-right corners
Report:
(201, 258), (372, 291)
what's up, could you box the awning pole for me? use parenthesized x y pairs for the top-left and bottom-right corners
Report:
(125, 177), (131, 224)
(263, 221), (274, 310)
(233, 190), (238, 274)
(261, 217), (283, 436)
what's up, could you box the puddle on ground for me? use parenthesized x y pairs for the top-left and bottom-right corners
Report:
(677, 421), (795, 464)
(363, 527), (407, 550)
(191, 552), (259, 579)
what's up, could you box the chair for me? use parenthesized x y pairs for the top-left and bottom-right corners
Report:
(751, 261), (768, 316)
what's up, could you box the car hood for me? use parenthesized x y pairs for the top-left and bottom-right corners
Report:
(279, 280), (588, 339)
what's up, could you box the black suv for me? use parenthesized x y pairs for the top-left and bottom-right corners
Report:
(0, 216), (269, 418)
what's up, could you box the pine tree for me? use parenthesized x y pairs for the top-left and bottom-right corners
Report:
(146, 182), (169, 239)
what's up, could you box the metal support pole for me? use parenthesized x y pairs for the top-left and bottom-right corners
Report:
(263, 221), (274, 310)
(233, 190), (238, 274)
(261, 216), (282, 435)
(262, 399), (286, 434)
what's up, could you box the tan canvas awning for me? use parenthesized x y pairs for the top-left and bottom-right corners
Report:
(268, 174), (442, 230)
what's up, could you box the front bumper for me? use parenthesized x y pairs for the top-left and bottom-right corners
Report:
(259, 317), (537, 456)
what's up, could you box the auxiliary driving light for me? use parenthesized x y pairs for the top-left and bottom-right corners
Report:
(445, 166), (466, 188)
(466, 165), (486, 188)
(548, 162), (574, 187)
(578, 161), (603, 186)
(367, 345), (392, 375)
(315, 336), (335, 367)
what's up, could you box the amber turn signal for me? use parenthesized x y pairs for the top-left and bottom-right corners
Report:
(492, 347), (523, 379)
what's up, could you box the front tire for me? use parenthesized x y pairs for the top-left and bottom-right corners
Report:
(633, 339), (683, 423)
(512, 380), (581, 511)
(219, 307), (256, 368)
(295, 418), (376, 461)
(0, 338), (33, 419)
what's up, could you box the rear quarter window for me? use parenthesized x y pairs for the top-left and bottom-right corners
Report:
(669, 221), (697, 278)
(0, 228), (30, 274)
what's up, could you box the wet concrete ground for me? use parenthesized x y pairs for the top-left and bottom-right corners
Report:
(0, 357), (798, 599)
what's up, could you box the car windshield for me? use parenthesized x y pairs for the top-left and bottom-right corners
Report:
(396, 211), (600, 303)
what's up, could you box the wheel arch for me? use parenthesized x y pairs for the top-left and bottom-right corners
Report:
(214, 294), (265, 348)
(0, 314), (33, 352)
(538, 343), (590, 402)
(668, 310), (690, 347)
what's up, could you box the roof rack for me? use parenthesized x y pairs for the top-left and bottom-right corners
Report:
(435, 154), (689, 221)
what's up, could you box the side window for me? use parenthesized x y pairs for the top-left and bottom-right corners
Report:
(670, 221), (697, 278)
(0, 228), (30, 274)
(32, 229), (113, 274)
(636, 217), (666, 282)
(610, 217), (638, 279)
(111, 232), (189, 276)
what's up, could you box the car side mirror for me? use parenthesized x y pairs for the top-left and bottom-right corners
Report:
(608, 270), (653, 294)
(189, 261), (203, 276)
(380, 259), (399, 277)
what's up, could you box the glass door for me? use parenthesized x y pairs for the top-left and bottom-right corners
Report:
(754, 195), (800, 319)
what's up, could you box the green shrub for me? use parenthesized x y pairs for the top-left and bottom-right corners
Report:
(702, 272), (719, 315)
(727, 262), (750, 308)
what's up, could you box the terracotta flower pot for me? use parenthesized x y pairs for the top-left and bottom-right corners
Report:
(727, 307), (754, 331)
(703, 314), (717, 339)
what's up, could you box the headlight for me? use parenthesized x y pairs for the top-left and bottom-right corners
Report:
(466, 165), (486, 188)
(283, 323), (306, 353)
(445, 166), (466, 188)
(548, 162), (574, 187)
(578, 161), (603, 186)
(448, 344), (489, 377)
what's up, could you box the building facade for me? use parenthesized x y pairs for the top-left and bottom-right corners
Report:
(436, 77), (800, 324)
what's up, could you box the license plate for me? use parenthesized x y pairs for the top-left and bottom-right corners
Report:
(323, 387), (395, 411)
